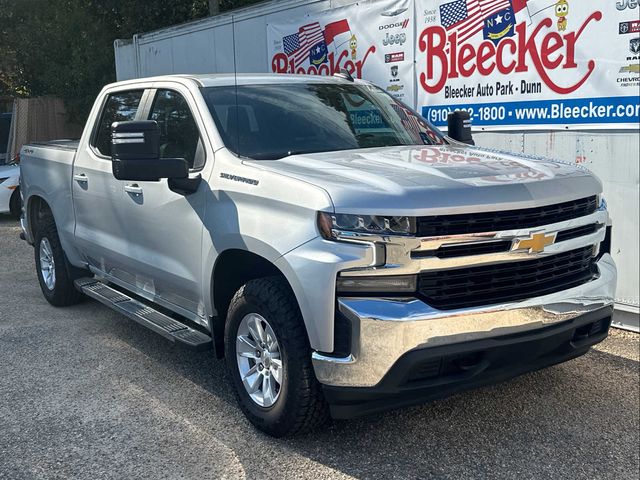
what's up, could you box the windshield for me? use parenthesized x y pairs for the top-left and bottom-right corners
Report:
(201, 83), (444, 160)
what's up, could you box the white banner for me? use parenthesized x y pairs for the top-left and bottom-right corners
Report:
(415, 0), (640, 129)
(267, 0), (416, 106)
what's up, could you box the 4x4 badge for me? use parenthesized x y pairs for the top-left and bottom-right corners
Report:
(513, 232), (557, 253)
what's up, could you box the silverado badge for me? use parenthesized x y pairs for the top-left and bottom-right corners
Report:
(513, 232), (557, 253)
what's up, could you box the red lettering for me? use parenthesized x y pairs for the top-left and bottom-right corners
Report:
(413, 147), (441, 163)
(343, 60), (355, 75)
(271, 53), (289, 73)
(496, 38), (516, 74)
(563, 11), (602, 68)
(354, 45), (376, 78)
(515, 19), (549, 73)
(448, 32), (459, 79)
(419, 26), (447, 94)
(421, 11), (602, 96)
(459, 44), (476, 77)
(541, 32), (564, 69)
(477, 41), (496, 76)
(269, 44), (375, 78)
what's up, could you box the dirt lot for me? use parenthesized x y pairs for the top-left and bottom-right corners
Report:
(1, 215), (638, 480)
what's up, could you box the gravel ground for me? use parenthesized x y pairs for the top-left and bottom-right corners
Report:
(1, 215), (638, 480)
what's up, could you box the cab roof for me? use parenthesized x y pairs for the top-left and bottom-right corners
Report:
(107, 73), (365, 90)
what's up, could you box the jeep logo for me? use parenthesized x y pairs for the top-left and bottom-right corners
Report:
(383, 32), (406, 46)
(617, 0), (638, 10)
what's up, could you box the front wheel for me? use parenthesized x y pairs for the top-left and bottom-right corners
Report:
(225, 277), (328, 437)
(34, 215), (84, 306)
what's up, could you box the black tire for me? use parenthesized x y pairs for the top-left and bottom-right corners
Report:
(224, 276), (329, 437)
(34, 214), (84, 306)
(9, 187), (21, 220)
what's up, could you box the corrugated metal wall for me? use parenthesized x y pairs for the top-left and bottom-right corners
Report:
(475, 131), (639, 321)
(114, 0), (354, 80)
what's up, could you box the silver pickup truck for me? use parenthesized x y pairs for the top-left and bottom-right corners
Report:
(20, 74), (616, 436)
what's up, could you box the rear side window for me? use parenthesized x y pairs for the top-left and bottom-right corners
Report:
(93, 90), (144, 157)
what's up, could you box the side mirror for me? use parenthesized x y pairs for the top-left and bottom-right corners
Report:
(111, 121), (188, 181)
(447, 111), (475, 145)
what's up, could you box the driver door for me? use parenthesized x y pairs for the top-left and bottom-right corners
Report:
(109, 87), (210, 320)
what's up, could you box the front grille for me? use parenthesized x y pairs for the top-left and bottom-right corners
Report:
(413, 240), (512, 259)
(556, 224), (599, 242)
(417, 196), (598, 237)
(418, 246), (597, 310)
(412, 223), (601, 260)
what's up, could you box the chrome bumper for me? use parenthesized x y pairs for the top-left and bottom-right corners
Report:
(312, 254), (617, 388)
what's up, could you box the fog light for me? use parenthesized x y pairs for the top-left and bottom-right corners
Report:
(336, 275), (417, 294)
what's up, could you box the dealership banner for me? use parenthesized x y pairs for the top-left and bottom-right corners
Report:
(415, 0), (640, 129)
(267, 0), (415, 106)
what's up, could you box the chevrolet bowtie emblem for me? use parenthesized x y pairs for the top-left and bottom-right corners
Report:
(513, 232), (557, 253)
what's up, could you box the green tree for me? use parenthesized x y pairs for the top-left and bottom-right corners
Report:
(0, 0), (263, 121)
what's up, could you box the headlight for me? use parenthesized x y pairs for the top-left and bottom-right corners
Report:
(317, 211), (416, 239)
(0, 177), (9, 184)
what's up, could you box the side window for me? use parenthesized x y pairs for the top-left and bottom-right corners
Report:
(149, 89), (202, 169)
(93, 90), (144, 157)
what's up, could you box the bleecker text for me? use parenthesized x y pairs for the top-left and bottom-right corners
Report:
(272, 46), (376, 77)
(418, 13), (602, 95)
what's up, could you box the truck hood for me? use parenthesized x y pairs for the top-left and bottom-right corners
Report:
(244, 145), (601, 216)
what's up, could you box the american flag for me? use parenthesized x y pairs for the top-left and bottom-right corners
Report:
(282, 22), (325, 68)
(391, 104), (427, 145)
(440, 0), (512, 43)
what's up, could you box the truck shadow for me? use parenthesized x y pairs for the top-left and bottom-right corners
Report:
(104, 311), (639, 479)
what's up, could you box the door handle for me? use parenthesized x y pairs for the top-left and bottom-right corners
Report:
(73, 173), (88, 183)
(124, 184), (143, 195)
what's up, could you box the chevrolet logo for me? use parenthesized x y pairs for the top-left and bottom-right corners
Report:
(620, 64), (640, 74)
(513, 232), (557, 253)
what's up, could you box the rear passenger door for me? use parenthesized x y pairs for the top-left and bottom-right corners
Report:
(73, 88), (147, 279)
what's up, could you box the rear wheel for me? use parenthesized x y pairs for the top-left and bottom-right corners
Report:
(225, 276), (328, 437)
(34, 215), (84, 306)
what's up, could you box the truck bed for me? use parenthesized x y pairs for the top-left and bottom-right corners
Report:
(20, 140), (79, 253)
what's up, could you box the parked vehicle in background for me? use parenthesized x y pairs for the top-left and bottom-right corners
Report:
(19, 74), (617, 436)
(0, 155), (21, 219)
(0, 113), (12, 165)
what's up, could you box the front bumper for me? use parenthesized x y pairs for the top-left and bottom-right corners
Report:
(323, 306), (613, 419)
(312, 254), (617, 390)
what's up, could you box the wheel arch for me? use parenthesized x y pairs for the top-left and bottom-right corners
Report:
(25, 194), (53, 240)
(9, 186), (22, 219)
(209, 248), (308, 358)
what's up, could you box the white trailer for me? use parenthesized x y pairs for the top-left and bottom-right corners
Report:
(114, 0), (639, 331)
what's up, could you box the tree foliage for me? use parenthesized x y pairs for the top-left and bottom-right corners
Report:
(0, 0), (263, 121)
